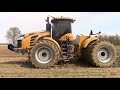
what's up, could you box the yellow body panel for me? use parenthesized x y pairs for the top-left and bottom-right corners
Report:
(35, 32), (50, 42)
(43, 37), (62, 55)
(22, 36), (31, 49)
(82, 36), (99, 48)
(21, 31), (62, 55)
(21, 31), (50, 49)
(74, 35), (88, 56)
(74, 35), (99, 57)
(74, 35), (88, 47)
(59, 33), (74, 41)
(75, 35), (99, 48)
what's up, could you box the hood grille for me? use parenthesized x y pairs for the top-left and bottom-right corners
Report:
(30, 35), (38, 46)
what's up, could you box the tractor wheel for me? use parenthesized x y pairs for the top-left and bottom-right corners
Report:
(79, 48), (86, 61)
(30, 40), (60, 69)
(85, 41), (117, 67)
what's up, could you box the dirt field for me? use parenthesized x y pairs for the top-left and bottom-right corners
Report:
(0, 45), (120, 78)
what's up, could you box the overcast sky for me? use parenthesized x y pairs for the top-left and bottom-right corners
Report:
(0, 12), (120, 43)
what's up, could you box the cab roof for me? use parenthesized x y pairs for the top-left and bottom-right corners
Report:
(51, 16), (75, 23)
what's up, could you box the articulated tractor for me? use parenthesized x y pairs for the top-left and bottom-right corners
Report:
(8, 16), (117, 68)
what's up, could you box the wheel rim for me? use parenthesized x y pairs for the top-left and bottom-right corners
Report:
(97, 47), (112, 63)
(35, 46), (53, 64)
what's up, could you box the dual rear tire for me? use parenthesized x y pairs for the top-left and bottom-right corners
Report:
(30, 40), (60, 69)
(83, 41), (117, 67)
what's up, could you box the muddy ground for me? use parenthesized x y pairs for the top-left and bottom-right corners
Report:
(0, 45), (120, 78)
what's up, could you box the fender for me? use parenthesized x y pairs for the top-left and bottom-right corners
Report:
(42, 37), (62, 55)
(59, 33), (74, 41)
(82, 36), (99, 48)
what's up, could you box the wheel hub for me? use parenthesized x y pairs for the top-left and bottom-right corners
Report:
(42, 52), (47, 57)
(35, 47), (53, 64)
(97, 48), (112, 63)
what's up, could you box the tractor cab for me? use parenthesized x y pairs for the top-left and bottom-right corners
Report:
(46, 16), (75, 41)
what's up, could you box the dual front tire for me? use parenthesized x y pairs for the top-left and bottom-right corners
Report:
(30, 40), (60, 69)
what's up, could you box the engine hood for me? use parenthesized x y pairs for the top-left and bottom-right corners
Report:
(23, 31), (49, 38)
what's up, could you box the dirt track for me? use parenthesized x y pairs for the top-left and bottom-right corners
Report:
(0, 45), (120, 78)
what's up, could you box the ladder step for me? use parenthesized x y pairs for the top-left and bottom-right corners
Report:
(61, 45), (67, 47)
(62, 55), (68, 57)
(62, 48), (67, 51)
(62, 52), (67, 54)
(67, 54), (73, 55)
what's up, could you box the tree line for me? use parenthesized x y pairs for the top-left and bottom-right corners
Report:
(5, 27), (120, 46)
(98, 34), (120, 45)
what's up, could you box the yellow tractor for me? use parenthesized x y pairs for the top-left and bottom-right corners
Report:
(8, 16), (117, 69)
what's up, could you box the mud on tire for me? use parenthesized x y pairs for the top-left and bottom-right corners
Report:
(30, 40), (60, 69)
(85, 41), (117, 68)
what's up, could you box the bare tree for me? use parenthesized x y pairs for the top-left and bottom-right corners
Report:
(6, 27), (22, 44)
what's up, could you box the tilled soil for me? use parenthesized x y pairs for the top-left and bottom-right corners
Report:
(0, 45), (120, 78)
